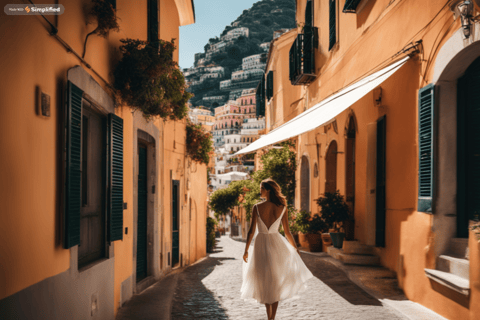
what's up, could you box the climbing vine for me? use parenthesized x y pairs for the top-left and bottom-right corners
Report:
(186, 120), (213, 165)
(113, 38), (192, 121)
(83, 0), (120, 58)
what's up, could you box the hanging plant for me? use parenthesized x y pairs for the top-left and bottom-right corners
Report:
(83, 0), (120, 58)
(186, 120), (213, 165)
(113, 38), (192, 121)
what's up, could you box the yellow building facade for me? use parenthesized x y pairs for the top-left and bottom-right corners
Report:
(0, 1), (207, 318)
(249, 0), (480, 319)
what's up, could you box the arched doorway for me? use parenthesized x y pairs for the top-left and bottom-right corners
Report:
(300, 156), (310, 212)
(457, 56), (480, 238)
(431, 32), (480, 257)
(345, 117), (356, 240)
(325, 141), (338, 194)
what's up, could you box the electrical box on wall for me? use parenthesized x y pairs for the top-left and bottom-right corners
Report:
(36, 86), (51, 117)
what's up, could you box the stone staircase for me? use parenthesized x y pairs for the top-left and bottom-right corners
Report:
(424, 238), (470, 296)
(327, 240), (380, 266)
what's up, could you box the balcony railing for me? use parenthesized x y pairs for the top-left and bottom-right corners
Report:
(289, 26), (318, 85)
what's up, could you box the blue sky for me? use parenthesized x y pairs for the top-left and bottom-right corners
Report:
(179, 0), (259, 69)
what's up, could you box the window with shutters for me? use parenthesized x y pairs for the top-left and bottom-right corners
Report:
(418, 84), (434, 213)
(64, 81), (124, 269)
(289, 0), (317, 85)
(78, 101), (107, 269)
(329, 0), (337, 51)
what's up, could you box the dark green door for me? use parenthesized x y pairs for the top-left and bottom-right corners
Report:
(376, 115), (386, 247)
(172, 180), (180, 266)
(136, 145), (148, 282)
(458, 57), (480, 238)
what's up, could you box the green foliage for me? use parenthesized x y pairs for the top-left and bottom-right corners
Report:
(279, 205), (300, 236)
(209, 186), (242, 218)
(206, 217), (217, 252)
(307, 214), (329, 234)
(113, 38), (192, 121)
(294, 210), (311, 235)
(186, 120), (213, 165)
(315, 190), (352, 232)
(258, 143), (297, 204)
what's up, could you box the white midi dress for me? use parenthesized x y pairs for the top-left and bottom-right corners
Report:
(240, 204), (314, 304)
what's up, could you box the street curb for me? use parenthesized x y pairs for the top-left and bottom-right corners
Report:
(300, 250), (447, 320)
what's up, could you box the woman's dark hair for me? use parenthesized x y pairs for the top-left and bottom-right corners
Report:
(261, 178), (287, 207)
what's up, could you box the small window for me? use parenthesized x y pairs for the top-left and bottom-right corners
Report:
(329, 0), (337, 51)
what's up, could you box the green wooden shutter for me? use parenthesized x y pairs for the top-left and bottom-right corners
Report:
(329, 0), (336, 51)
(108, 113), (124, 242)
(418, 84), (435, 213)
(343, 0), (362, 13)
(256, 75), (265, 117)
(266, 71), (273, 100)
(289, 43), (295, 82)
(147, 0), (159, 44)
(305, 0), (313, 26)
(64, 81), (83, 249)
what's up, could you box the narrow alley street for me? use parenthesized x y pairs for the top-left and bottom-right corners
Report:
(117, 235), (409, 320)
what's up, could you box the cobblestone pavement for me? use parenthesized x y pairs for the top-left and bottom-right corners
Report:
(171, 235), (407, 320)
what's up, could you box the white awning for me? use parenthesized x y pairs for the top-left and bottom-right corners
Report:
(234, 56), (410, 155)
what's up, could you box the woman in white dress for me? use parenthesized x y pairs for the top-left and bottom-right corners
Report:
(240, 178), (314, 320)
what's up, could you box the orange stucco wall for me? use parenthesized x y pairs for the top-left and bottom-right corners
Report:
(262, 0), (480, 319)
(0, 0), (203, 316)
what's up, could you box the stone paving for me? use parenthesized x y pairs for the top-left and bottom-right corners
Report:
(170, 235), (407, 320)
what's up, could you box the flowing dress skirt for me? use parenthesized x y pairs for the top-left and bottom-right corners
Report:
(240, 231), (314, 304)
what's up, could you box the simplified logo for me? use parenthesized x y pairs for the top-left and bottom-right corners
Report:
(4, 4), (65, 15)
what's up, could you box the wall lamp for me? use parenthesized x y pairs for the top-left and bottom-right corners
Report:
(451, 0), (475, 38)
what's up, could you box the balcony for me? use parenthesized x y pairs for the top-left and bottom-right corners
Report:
(289, 26), (318, 85)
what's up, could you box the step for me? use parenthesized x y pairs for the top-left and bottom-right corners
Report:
(327, 246), (380, 266)
(437, 255), (469, 280)
(447, 238), (469, 259)
(338, 253), (381, 266)
(424, 268), (470, 296)
(342, 240), (375, 255)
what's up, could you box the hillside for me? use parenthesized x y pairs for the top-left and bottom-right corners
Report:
(184, 0), (296, 110)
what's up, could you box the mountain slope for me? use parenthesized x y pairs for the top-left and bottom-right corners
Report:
(185, 0), (296, 110)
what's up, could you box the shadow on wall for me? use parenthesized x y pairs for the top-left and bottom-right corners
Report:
(357, 0), (377, 29)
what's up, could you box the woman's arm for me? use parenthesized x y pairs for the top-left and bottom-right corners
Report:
(243, 205), (258, 262)
(281, 206), (299, 253)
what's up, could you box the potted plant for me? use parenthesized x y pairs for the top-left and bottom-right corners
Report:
(305, 214), (329, 252)
(316, 190), (351, 249)
(295, 210), (311, 249)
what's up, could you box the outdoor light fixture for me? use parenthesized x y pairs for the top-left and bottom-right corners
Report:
(451, 0), (474, 38)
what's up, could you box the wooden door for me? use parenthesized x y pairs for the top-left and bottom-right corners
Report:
(345, 119), (356, 240)
(172, 180), (180, 266)
(375, 115), (386, 247)
(136, 145), (148, 282)
(300, 156), (310, 212)
(325, 141), (338, 194)
(458, 56), (480, 237)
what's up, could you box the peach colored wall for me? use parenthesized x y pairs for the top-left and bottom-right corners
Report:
(0, 0), (198, 316)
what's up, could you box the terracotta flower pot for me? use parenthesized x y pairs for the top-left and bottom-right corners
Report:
(298, 232), (309, 248)
(321, 233), (333, 251)
(306, 233), (323, 252)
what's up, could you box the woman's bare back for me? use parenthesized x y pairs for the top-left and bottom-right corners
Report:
(257, 201), (286, 229)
